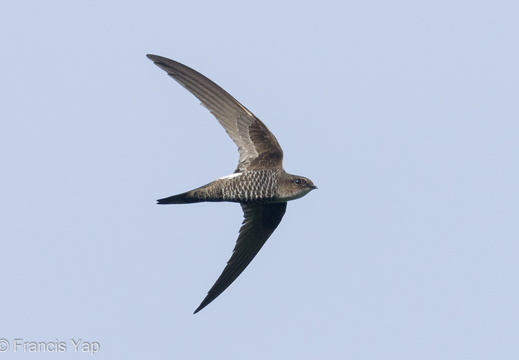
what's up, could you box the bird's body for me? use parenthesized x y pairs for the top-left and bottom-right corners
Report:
(158, 169), (314, 204)
(147, 54), (316, 313)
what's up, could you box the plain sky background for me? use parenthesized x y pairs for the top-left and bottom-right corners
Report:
(1, 1), (518, 359)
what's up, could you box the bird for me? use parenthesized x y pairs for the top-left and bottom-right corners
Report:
(147, 54), (317, 313)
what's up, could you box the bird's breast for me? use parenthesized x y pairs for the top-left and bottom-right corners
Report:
(218, 170), (281, 202)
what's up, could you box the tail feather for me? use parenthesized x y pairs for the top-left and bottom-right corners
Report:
(158, 180), (223, 204)
(157, 191), (202, 204)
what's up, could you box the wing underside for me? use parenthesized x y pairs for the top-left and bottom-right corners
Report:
(194, 202), (287, 313)
(147, 54), (284, 171)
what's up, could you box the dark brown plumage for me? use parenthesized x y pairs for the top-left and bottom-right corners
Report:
(147, 54), (316, 313)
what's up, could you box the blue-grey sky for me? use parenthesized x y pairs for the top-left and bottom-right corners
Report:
(2, 1), (518, 359)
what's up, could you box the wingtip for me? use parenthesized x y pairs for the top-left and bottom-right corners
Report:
(193, 304), (205, 314)
(193, 297), (211, 314)
(146, 54), (160, 62)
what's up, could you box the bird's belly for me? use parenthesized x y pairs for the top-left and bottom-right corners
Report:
(219, 171), (279, 202)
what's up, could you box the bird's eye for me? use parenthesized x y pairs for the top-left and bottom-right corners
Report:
(294, 178), (307, 186)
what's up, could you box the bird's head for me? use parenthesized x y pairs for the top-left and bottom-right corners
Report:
(279, 174), (317, 201)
